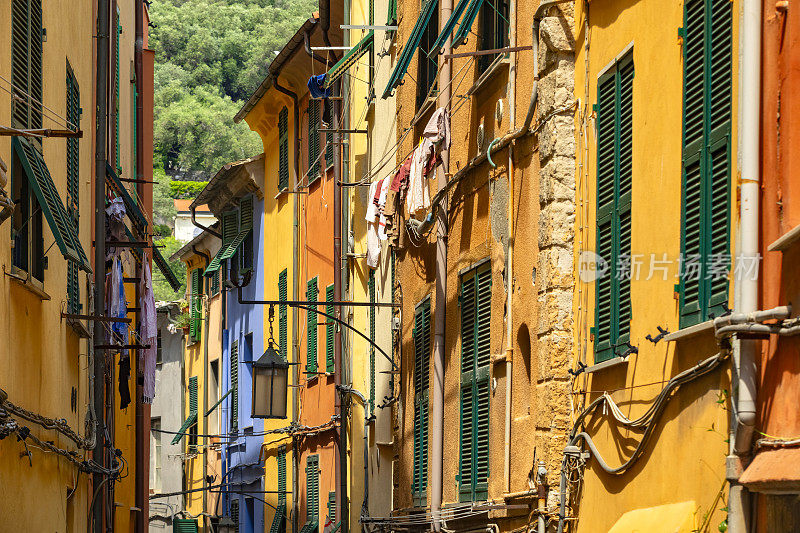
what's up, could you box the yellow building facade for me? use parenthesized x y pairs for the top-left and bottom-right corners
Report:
(0, 1), (156, 531)
(568, 0), (738, 530)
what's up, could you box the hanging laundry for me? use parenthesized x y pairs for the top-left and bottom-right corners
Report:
(140, 260), (158, 403)
(109, 256), (129, 355)
(423, 107), (451, 150)
(406, 143), (431, 215)
(365, 179), (383, 268)
(377, 176), (391, 241)
(308, 74), (332, 99)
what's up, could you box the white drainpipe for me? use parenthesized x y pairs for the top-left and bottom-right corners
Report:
(728, 0), (761, 531)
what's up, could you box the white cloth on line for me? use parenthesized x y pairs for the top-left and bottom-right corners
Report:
(365, 179), (382, 268)
(139, 260), (157, 403)
(406, 144), (430, 215)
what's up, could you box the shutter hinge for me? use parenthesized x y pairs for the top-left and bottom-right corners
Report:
(677, 27), (685, 38)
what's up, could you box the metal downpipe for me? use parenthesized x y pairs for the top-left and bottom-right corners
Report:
(431, 0), (453, 528)
(728, 0), (761, 531)
(273, 75), (301, 533)
(193, 244), (211, 531)
(503, 0), (517, 495)
(92, 0), (110, 531)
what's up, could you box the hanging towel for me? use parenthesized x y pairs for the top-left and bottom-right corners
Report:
(140, 260), (158, 403)
(308, 74), (332, 99)
(365, 179), (382, 268)
(377, 176), (391, 241)
(406, 144), (430, 215)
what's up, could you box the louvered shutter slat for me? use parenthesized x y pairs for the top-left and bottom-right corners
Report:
(279, 270), (288, 361)
(306, 279), (318, 373)
(231, 340), (239, 432)
(279, 107), (290, 191)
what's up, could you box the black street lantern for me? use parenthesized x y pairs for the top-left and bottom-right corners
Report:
(251, 342), (289, 419)
(252, 306), (289, 419)
(217, 516), (236, 533)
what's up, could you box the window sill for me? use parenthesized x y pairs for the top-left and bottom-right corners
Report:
(584, 356), (628, 374)
(664, 320), (715, 342)
(768, 223), (800, 252)
(6, 266), (50, 300)
(468, 55), (510, 97)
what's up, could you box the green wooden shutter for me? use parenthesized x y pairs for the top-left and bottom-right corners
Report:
(271, 448), (288, 533)
(327, 491), (336, 521)
(190, 269), (201, 341)
(173, 518), (199, 533)
(230, 499), (240, 533)
(308, 101), (320, 180)
(368, 270), (376, 412)
(306, 455), (319, 523)
(459, 263), (491, 502)
(324, 100), (333, 168)
(412, 297), (430, 506)
(279, 107), (290, 191)
(278, 448), (287, 503)
(279, 269), (288, 361)
(306, 278), (318, 374)
(66, 66), (81, 313)
(680, 0), (732, 327)
(115, 17), (121, 172)
(594, 51), (634, 362)
(189, 376), (198, 413)
(325, 284), (335, 373)
(387, 0), (397, 24)
(238, 196), (254, 272)
(11, 0), (43, 131)
(231, 340), (239, 432)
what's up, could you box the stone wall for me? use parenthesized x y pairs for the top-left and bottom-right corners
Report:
(535, 4), (577, 491)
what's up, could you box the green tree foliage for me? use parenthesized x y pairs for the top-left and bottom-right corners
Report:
(168, 180), (209, 199)
(150, 0), (316, 174)
(153, 166), (177, 226)
(153, 236), (186, 302)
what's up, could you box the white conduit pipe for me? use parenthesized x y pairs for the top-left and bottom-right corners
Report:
(729, 0), (762, 530)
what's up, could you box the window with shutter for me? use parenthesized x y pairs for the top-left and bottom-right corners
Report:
(279, 269), (288, 361)
(231, 340), (239, 432)
(306, 278), (319, 377)
(66, 65), (81, 314)
(325, 284), (335, 373)
(368, 270), (376, 413)
(412, 297), (431, 507)
(230, 499), (240, 533)
(270, 447), (288, 533)
(11, 0), (43, 133)
(115, 14), (121, 173)
(328, 491), (336, 521)
(324, 99), (334, 168)
(458, 262), (491, 502)
(190, 269), (202, 342)
(308, 101), (321, 182)
(279, 107), (290, 191)
(188, 376), (198, 447)
(237, 196), (254, 273)
(593, 50), (634, 363)
(305, 455), (320, 530)
(679, 0), (732, 327)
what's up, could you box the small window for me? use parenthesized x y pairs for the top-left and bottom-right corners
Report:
(417, 0), (439, 109)
(11, 148), (44, 283)
(478, 0), (510, 73)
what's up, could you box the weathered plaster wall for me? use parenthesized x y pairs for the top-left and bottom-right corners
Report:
(571, 0), (736, 530)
